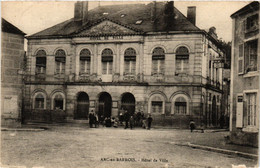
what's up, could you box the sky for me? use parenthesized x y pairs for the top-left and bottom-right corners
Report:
(1, 1), (251, 42)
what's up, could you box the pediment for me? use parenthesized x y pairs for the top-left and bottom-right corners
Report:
(77, 20), (137, 36)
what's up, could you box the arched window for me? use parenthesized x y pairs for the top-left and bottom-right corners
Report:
(101, 48), (113, 75)
(175, 46), (189, 74)
(124, 48), (136, 75)
(80, 49), (91, 74)
(52, 93), (65, 110)
(152, 47), (165, 75)
(34, 92), (46, 109)
(36, 50), (46, 74)
(55, 49), (66, 74)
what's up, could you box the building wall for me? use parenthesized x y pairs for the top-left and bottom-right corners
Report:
(230, 8), (259, 147)
(25, 31), (224, 127)
(1, 32), (24, 127)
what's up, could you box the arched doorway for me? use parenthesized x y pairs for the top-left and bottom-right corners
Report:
(98, 92), (112, 118)
(121, 93), (135, 116)
(212, 96), (217, 126)
(75, 92), (89, 119)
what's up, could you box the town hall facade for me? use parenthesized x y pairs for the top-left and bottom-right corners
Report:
(24, 1), (224, 127)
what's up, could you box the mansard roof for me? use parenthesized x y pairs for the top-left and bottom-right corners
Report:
(27, 2), (201, 39)
(2, 18), (26, 35)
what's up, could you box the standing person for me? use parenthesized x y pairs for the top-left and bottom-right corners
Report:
(99, 115), (104, 127)
(189, 120), (196, 132)
(124, 110), (130, 129)
(147, 114), (153, 130)
(141, 112), (146, 129)
(88, 111), (94, 128)
(119, 112), (124, 126)
(130, 116), (135, 130)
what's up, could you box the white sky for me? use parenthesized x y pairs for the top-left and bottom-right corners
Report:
(1, 1), (250, 42)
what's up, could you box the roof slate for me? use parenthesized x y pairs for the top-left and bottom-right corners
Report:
(28, 2), (200, 39)
(2, 18), (26, 35)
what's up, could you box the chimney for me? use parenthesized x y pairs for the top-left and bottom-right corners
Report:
(151, 1), (157, 22)
(164, 1), (175, 31)
(187, 6), (196, 25)
(82, 1), (89, 25)
(74, 1), (83, 21)
(74, 1), (88, 25)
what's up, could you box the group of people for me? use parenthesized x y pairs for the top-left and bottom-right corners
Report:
(88, 109), (153, 130)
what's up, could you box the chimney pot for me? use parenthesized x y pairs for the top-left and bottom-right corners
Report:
(187, 6), (196, 25)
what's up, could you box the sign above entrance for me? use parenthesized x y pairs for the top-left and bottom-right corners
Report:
(90, 36), (123, 40)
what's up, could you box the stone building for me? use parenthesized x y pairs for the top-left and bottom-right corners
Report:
(1, 18), (26, 127)
(24, 2), (224, 128)
(230, 1), (259, 147)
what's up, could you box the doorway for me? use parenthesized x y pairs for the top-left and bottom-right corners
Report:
(98, 92), (112, 118)
(75, 92), (89, 119)
(121, 93), (135, 116)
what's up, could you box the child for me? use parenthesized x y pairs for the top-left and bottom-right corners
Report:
(189, 120), (196, 132)
(130, 116), (135, 129)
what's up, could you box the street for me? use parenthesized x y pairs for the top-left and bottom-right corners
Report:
(1, 126), (258, 168)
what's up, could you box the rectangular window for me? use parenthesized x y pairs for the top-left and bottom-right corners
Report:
(102, 62), (112, 74)
(151, 101), (162, 113)
(80, 60), (90, 74)
(152, 56), (165, 75)
(176, 59), (188, 74)
(124, 60), (136, 75)
(35, 98), (44, 109)
(55, 57), (65, 74)
(175, 102), (187, 115)
(244, 40), (258, 73)
(246, 93), (256, 126)
(36, 57), (46, 74)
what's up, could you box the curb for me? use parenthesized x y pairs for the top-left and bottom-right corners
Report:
(176, 142), (258, 160)
(1, 128), (46, 131)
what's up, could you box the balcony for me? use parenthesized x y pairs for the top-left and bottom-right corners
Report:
(206, 77), (221, 90)
(35, 73), (46, 81)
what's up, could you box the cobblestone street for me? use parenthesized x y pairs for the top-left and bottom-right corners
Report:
(1, 126), (258, 168)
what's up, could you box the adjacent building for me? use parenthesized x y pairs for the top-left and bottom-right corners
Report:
(1, 18), (26, 127)
(230, 1), (259, 147)
(24, 1), (224, 127)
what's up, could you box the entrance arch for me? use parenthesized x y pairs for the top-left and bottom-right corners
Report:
(121, 93), (135, 116)
(212, 96), (217, 126)
(76, 92), (89, 119)
(98, 92), (112, 118)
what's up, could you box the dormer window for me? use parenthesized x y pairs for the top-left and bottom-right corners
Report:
(135, 20), (143, 25)
(121, 14), (125, 18)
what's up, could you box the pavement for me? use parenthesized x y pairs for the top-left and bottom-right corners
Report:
(1, 123), (258, 160)
(1, 124), (258, 168)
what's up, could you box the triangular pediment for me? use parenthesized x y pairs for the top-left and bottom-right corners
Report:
(77, 20), (138, 36)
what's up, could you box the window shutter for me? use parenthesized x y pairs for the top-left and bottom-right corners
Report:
(62, 62), (65, 74)
(86, 61), (90, 74)
(108, 62), (113, 74)
(243, 99), (248, 127)
(102, 62), (107, 74)
(159, 60), (165, 74)
(124, 61), (130, 74)
(80, 61), (85, 72)
(131, 61), (136, 74)
(152, 60), (158, 74)
(238, 44), (244, 74)
(236, 95), (243, 128)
